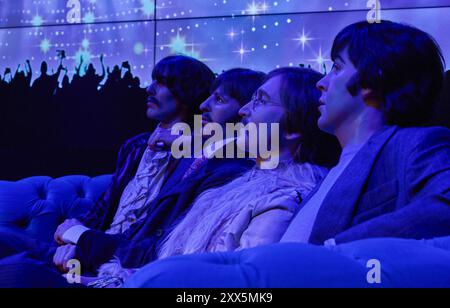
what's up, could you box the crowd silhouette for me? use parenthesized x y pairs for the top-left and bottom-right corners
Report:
(0, 54), (449, 181)
(0, 54), (153, 180)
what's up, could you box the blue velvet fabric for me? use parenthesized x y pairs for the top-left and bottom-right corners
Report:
(124, 237), (450, 288)
(0, 175), (112, 243)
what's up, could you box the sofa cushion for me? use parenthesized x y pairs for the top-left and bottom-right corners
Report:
(0, 175), (112, 243)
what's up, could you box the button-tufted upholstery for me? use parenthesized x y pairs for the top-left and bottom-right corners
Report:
(0, 175), (112, 243)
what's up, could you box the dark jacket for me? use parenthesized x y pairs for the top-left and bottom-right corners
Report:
(287, 126), (450, 245)
(78, 132), (192, 229)
(79, 132), (152, 231)
(76, 156), (255, 272)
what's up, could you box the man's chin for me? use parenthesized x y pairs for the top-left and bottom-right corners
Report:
(146, 110), (160, 121)
(317, 119), (326, 131)
(318, 118), (335, 134)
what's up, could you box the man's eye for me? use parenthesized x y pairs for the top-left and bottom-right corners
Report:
(259, 99), (268, 105)
(332, 63), (341, 72)
(216, 96), (225, 104)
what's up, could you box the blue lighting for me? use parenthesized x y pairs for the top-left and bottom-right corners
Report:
(0, 0), (448, 87)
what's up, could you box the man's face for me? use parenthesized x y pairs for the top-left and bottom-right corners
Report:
(316, 49), (366, 134)
(238, 76), (285, 150)
(146, 80), (180, 122)
(199, 85), (242, 127)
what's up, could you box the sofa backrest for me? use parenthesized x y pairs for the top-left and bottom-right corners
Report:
(0, 175), (112, 243)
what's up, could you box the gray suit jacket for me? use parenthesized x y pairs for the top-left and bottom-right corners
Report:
(287, 125), (450, 245)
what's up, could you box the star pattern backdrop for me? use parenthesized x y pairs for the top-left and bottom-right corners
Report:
(1, 0), (450, 88)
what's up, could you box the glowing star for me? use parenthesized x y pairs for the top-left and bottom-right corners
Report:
(140, 0), (155, 17)
(159, 32), (198, 58)
(40, 39), (51, 53)
(246, 1), (261, 15)
(169, 33), (187, 54)
(134, 42), (144, 55)
(186, 40), (201, 59)
(81, 39), (90, 49)
(32, 15), (43, 27)
(83, 12), (95, 24)
(293, 28), (313, 51)
(308, 47), (331, 72)
(227, 28), (238, 40)
(233, 42), (251, 63)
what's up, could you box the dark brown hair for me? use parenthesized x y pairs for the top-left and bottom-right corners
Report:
(265, 67), (341, 168)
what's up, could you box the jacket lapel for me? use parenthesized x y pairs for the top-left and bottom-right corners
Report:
(157, 157), (194, 198)
(308, 126), (398, 244)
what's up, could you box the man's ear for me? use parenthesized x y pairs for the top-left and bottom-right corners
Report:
(361, 88), (381, 108)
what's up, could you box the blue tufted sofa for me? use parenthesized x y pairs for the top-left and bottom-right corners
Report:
(0, 175), (112, 243)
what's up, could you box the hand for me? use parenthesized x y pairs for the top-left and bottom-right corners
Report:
(54, 218), (83, 245)
(122, 61), (130, 69)
(53, 244), (76, 273)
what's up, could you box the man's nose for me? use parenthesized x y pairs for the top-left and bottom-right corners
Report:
(316, 74), (329, 92)
(239, 102), (252, 118)
(200, 97), (211, 112)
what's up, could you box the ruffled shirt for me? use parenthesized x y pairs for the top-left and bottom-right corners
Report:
(157, 161), (328, 259)
(106, 136), (171, 235)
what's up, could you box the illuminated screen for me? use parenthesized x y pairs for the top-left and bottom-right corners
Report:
(1, 0), (450, 88)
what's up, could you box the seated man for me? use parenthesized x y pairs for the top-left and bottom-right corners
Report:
(64, 55), (215, 234)
(0, 55), (215, 261)
(282, 20), (450, 245)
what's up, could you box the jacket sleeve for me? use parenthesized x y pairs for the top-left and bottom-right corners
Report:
(230, 194), (300, 251)
(78, 133), (149, 230)
(334, 128), (450, 244)
(75, 229), (125, 273)
(75, 217), (162, 272)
